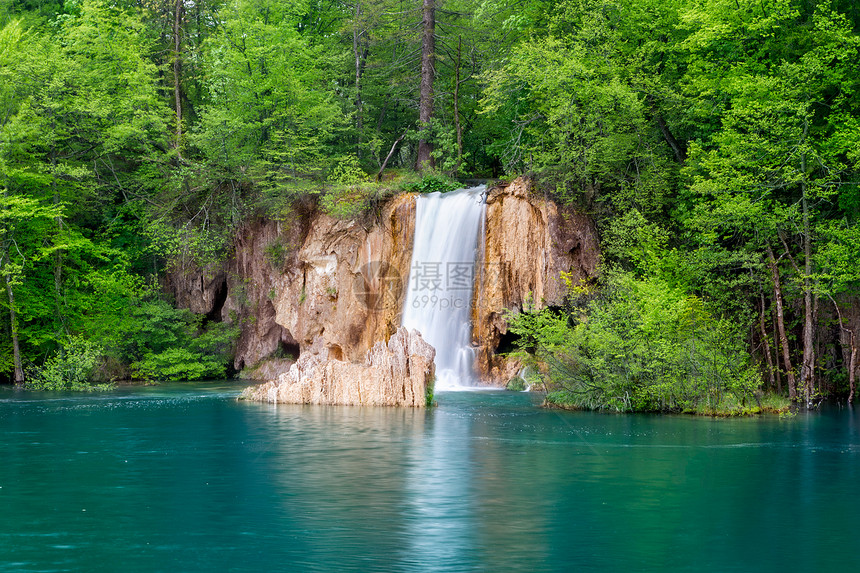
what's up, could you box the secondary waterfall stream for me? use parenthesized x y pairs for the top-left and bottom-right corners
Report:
(401, 186), (486, 390)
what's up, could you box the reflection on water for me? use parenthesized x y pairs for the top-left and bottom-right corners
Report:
(1, 384), (860, 572)
(406, 397), (476, 571)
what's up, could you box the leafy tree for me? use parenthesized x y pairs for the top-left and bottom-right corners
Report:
(508, 270), (765, 414)
(192, 0), (347, 184)
(480, 0), (680, 210)
(677, 1), (860, 404)
(26, 335), (108, 391)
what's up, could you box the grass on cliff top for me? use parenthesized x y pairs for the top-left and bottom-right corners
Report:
(255, 156), (484, 222)
(320, 168), (464, 220)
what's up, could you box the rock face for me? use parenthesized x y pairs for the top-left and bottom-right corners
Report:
(270, 194), (415, 365)
(166, 194), (416, 375)
(166, 177), (599, 391)
(240, 327), (435, 407)
(472, 177), (600, 383)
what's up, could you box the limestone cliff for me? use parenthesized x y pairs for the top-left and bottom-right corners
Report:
(239, 327), (434, 407)
(167, 194), (416, 377)
(167, 177), (599, 390)
(270, 193), (415, 365)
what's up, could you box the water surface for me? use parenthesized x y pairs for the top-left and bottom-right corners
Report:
(1, 383), (859, 572)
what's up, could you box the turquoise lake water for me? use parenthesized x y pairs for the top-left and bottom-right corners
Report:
(2, 382), (859, 572)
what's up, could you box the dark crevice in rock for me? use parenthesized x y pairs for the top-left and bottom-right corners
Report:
(279, 339), (301, 361)
(205, 276), (228, 323)
(495, 329), (522, 355)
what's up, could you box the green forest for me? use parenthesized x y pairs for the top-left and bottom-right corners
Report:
(1, 0), (858, 410)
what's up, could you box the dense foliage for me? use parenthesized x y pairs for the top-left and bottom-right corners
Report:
(0, 0), (858, 402)
(509, 270), (774, 413)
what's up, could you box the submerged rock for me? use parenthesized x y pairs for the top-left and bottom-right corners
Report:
(240, 327), (435, 407)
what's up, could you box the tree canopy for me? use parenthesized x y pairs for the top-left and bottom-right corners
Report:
(0, 0), (857, 402)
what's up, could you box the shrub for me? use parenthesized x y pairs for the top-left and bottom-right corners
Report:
(27, 336), (113, 391)
(263, 239), (291, 269)
(404, 172), (462, 194)
(127, 307), (239, 382)
(328, 156), (368, 186)
(98, 298), (240, 383)
(507, 270), (762, 414)
(319, 156), (377, 219)
(131, 347), (226, 382)
(506, 376), (527, 391)
(425, 375), (436, 407)
(319, 185), (375, 219)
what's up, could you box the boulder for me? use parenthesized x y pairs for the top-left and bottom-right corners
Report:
(240, 327), (435, 407)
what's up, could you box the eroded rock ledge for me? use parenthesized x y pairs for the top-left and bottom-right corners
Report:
(239, 327), (435, 407)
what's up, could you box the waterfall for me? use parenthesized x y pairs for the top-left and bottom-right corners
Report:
(401, 186), (486, 390)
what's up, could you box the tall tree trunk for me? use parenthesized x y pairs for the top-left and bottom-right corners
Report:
(353, 2), (368, 159)
(767, 244), (797, 401)
(828, 295), (857, 404)
(849, 330), (858, 404)
(812, 291), (819, 397)
(647, 95), (686, 163)
(800, 137), (815, 407)
(759, 290), (776, 388)
(800, 179), (815, 407)
(377, 133), (407, 181)
(416, 0), (435, 171)
(772, 307), (782, 393)
(49, 117), (66, 337)
(453, 35), (463, 174)
(174, 0), (184, 160)
(796, 119), (816, 407)
(655, 114), (686, 163)
(5, 273), (23, 384)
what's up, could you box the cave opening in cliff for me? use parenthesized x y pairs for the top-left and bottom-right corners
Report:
(205, 277), (228, 323)
(279, 340), (301, 361)
(495, 329), (522, 355)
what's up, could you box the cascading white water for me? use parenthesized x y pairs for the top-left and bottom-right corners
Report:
(401, 186), (486, 390)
